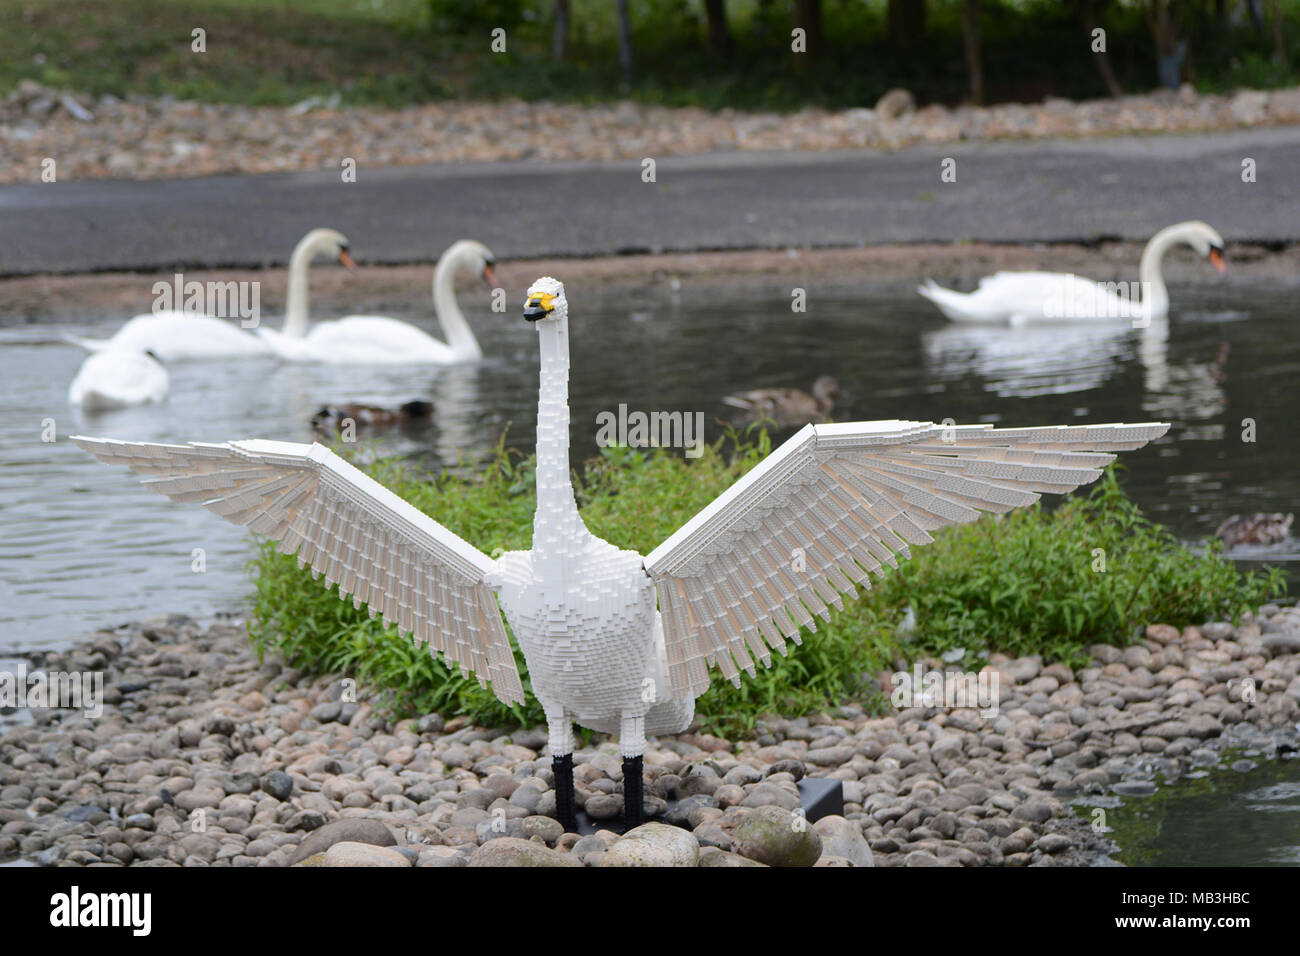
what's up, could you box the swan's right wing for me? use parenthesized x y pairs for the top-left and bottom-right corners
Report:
(644, 420), (1168, 699)
(71, 436), (525, 706)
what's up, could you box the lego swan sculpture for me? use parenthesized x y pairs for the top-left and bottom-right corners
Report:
(917, 221), (1226, 326)
(73, 277), (1170, 833)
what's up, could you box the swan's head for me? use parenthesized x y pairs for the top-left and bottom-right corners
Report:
(298, 228), (355, 269)
(523, 277), (568, 325)
(446, 239), (500, 288)
(1176, 221), (1226, 274)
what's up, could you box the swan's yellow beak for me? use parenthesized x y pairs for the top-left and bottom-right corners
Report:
(523, 291), (556, 321)
(1208, 247), (1226, 274)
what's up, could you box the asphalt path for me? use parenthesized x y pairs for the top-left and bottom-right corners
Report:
(2, 126), (1298, 275)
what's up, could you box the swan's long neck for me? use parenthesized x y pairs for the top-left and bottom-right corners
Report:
(1137, 225), (1185, 321)
(532, 314), (589, 573)
(433, 247), (483, 361)
(283, 237), (317, 339)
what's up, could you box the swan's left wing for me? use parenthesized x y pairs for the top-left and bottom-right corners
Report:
(643, 419), (1168, 699)
(71, 435), (525, 705)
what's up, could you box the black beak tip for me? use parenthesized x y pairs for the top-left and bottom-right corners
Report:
(522, 307), (546, 321)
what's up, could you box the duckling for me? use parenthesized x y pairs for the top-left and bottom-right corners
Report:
(311, 400), (433, 434)
(1215, 513), (1293, 548)
(722, 375), (839, 427)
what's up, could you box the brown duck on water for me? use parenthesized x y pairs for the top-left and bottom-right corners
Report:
(311, 400), (433, 434)
(1215, 513), (1294, 548)
(722, 375), (840, 427)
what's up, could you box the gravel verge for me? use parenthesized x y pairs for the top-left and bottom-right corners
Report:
(2, 604), (1297, 867)
(3, 80), (1299, 185)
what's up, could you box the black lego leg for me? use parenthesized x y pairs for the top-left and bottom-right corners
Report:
(622, 754), (645, 831)
(553, 753), (577, 832)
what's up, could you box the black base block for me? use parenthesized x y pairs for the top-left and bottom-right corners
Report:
(798, 777), (844, 823)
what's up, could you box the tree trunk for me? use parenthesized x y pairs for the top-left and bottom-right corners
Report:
(1273, 0), (1288, 67)
(1080, 0), (1123, 97)
(703, 0), (732, 55)
(1146, 0), (1185, 87)
(961, 0), (983, 104)
(888, 0), (927, 48)
(795, 0), (822, 60)
(1248, 0), (1265, 33)
(616, 0), (634, 76)
(553, 0), (569, 62)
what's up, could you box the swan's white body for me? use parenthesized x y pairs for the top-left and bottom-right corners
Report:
(257, 239), (494, 365)
(918, 221), (1225, 326)
(66, 311), (268, 361)
(72, 277), (1169, 765)
(64, 228), (354, 361)
(68, 350), (169, 411)
(483, 285), (692, 750)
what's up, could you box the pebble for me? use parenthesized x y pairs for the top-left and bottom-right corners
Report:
(261, 770), (294, 801)
(468, 837), (581, 867)
(304, 841), (411, 867)
(733, 806), (823, 867)
(601, 823), (700, 867)
(813, 815), (874, 867)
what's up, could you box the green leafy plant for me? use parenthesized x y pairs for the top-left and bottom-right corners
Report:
(247, 434), (1284, 738)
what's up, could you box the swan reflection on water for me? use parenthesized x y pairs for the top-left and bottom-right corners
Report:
(922, 321), (1132, 397)
(922, 316), (1232, 426)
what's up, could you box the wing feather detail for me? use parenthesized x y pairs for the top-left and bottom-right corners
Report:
(644, 420), (1168, 698)
(71, 435), (524, 705)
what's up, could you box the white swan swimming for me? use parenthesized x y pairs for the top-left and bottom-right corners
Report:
(73, 276), (1169, 833)
(68, 349), (169, 411)
(256, 239), (498, 365)
(917, 221), (1226, 326)
(64, 229), (355, 361)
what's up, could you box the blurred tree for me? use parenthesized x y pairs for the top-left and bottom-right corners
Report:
(888, 0), (927, 48)
(1075, 0), (1124, 96)
(616, 0), (634, 76)
(1272, 0), (1288, 67)
(428, 0), (524, 32)
(1145, 0), (1186, 87)
(795, 0), (823, 59)
(554, 0), (569, 61)
(703, 0), (733, 55)
(962, 0), (984, 102)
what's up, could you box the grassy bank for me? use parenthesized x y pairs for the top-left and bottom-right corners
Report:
(4, 0), (1300, 109)
(247, 433), (1285, 738)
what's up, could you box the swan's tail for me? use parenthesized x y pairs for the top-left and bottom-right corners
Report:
(62, 333), (110, 352)
(916, 279), (997, 324)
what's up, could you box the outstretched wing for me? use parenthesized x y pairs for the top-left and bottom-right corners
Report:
(72, 436), (524, 705)
(643, 419), (1168, 699)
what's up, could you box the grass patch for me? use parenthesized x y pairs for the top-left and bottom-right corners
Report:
(4, 0), (1300, 109)
(247, 432), (1284, 739)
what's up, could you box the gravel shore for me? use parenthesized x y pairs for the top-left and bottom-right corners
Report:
(6, 240), (1300, 326)
(3, 80), (1299, 186)
(2, 607), (1298, 867)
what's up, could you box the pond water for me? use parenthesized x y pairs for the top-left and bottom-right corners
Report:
(1, 275), (1297, 653)
(1075, 749), (1300, 866)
